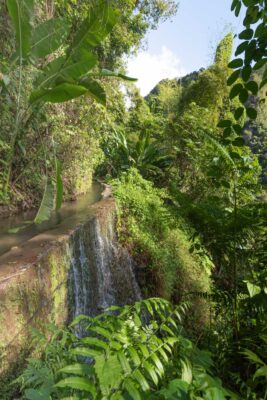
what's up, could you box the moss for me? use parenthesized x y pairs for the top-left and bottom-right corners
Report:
(49, 246), (70, 325)
(0, 242), (72, 381)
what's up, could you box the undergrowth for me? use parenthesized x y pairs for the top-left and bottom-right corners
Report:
(112, 169), (213, 330)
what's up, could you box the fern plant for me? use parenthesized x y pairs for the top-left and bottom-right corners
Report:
(17, 298), (240, 400)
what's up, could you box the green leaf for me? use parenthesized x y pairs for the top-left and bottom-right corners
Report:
(217, 120), (232, 128)
(245, 281), (261, 297)
(25, 388), (51, 400)
(94, 354), (122, 395)
(220, 180), (231, 189)
(31, 18), (70, 60)
(70, 1), (118, 59)
(181, 359), (192, 384)
(232, 137), (245, 146)
(59, 363), (94, 376)
(255, 22), (266, 38)
(151, 353), (165, 377)
(233, 124), (243, 134)
(244, 5), (259, 24)
(30, 83), (88, 104)
(227, 70), (240, 86)
(242, 0), (254, 6)
(235, 41), (249, 56)
(81, 337), (108, 350)
(235, 1), (241, 16)
(239, 88), (249, 104)
(241, 349), (265, 365)
(230, 83), (243, 99)
(246, 107), (257, 119)
(55, 158), (63, 210)
(239, 28), (253, 40)
(245, 80), (258, 95)
(34, 178), (54, 224)
(80, 79), (106, 106)
(118, 351), (132, 374)
(60, 397), (86, 400)
(71, 347), (102, 358)
(230, 151), (242, 160)
(123, 379), (142, 400)
(88, 326), (112, 340)
(132, 370), (150, 392)
(241, 65), (252, 81)
(70, 314), (91, 327)
(127, 347), (141, 367)
(253, 366), (267, 380)
(253, 58), (267, 70)
(55, 377), (96, 396)
(234, 107), (244, 120)
(223, 127), (232, 138)
(228, 59), (243, 69)
(34, 53), (97, 89)
(205, 387), (225, 400)
(143, 361), (159, 386)
(231, 0), (239, 12)
(98, 69), (137, 82)
(7, 0), (34, 60)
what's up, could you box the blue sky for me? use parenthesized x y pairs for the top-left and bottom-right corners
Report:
(127, 0), (245, 95)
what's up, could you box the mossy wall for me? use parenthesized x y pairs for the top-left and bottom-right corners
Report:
(0, 192), (141, 396)
(0, 240), (71, 381)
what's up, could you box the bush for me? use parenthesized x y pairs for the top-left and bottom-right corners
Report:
(112, 169), (212, 330)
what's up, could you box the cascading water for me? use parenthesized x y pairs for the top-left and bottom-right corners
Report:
(0, 189), (141, 373)
(68, 211), (141, 325)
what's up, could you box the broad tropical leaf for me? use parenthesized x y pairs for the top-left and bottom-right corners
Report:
(96, 69), (137, 81)
(34, 178), (54, 224)
(34, 53), (97, 89)
(7, 0), (34, 60)
(31, 18), (70, 60)
(80, 79), (106, 106)
(30, 83), (88, 104)
(69, 0), (118, 61)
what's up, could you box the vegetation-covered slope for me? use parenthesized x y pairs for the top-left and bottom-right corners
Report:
(0, 0), (266, 399)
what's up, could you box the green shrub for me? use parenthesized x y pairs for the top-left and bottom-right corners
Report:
(17, 299), (239, 400)
(112, 169), (212, 329)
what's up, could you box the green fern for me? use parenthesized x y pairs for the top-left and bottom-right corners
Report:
(18, 298), (240, 400)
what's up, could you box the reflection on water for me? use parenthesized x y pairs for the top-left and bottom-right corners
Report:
(0, 182), (102, 257)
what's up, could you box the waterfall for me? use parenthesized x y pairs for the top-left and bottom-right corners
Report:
(68, 212), (141, 322)
(0, 191), (141, 376)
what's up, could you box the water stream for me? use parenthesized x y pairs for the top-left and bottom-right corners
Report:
(0, 182), (102, 257)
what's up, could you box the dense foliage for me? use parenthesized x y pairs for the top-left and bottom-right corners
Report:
(16, 299), (240, 400)
(0, 0), (266, 399)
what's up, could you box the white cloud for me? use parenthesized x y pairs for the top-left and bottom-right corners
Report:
(127, 46), (186, 96)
